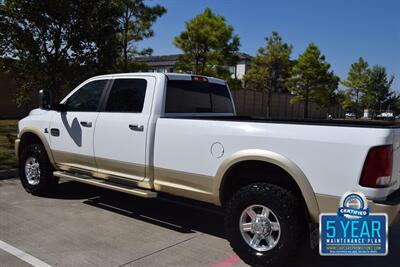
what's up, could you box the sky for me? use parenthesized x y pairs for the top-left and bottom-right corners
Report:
(141, 0), (399, 90)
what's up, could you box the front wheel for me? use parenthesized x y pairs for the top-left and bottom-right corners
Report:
(224, 183), (304, 267)
(19, 144), (58, 196)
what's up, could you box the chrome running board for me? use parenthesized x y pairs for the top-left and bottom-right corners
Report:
(53, 171), (157, 198)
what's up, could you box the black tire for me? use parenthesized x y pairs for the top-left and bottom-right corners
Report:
(225, 183), (304, 267)
(19, 143), (58, 196)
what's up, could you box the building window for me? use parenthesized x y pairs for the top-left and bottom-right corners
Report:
(228, 66), (236, 75)
(157, 67), (166, 73)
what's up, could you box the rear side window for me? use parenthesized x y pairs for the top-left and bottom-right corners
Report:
(210, 83), (235, 113)
(165, 80), (233, 113)
(105, 79), (147, 113)
(66, 80), (108, 112)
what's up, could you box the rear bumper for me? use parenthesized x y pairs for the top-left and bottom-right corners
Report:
(373, 188), (400, 225)
(316, 192), (400, 225)
(370, 202), (400, 225)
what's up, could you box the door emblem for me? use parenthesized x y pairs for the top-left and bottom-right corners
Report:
(50, 128), (60, 137)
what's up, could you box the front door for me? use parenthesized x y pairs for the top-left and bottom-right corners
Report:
(94, 77), (155, 181)
(49, 79), (109, 172)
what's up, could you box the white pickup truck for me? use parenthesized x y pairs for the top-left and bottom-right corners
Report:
(15, 73), (400, 266)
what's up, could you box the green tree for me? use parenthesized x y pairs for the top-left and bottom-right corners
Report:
(0, 0), (120, 106)
(336, 89), (350, 110)
(173, 8), (240, 78)
(385, 93), (400, 116)
(312, 74), (340, 117)
(341, 57), (370, 118)
(115, 0), (166, 72)
(244, 31), (293, 117)
(287, 43), (339, 118)
(363, 65), (395, 118)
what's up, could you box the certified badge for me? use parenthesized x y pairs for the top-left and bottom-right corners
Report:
(319, 191), (388, 256)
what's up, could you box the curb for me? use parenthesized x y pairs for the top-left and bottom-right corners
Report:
(0, 168), (17, 180)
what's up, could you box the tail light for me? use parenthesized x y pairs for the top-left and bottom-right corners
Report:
(192, 75), (208, 82)
(360, 145), (393, 188)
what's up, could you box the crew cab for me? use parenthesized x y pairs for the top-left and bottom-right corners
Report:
(15, 73), (400, 266)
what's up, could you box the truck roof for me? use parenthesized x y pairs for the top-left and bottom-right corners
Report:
(90, 72), (226, 85)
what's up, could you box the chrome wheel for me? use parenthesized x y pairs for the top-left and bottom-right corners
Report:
(25, 157), (41, 186)
(239, 204), (281, 251)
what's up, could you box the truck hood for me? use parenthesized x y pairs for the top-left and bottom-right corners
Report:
(29, 108), (49, 116)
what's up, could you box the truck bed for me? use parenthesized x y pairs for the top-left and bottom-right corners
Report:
(162, 115), (400, 129)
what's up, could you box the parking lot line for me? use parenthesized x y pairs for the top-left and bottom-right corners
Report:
(0, 240), (53, 267)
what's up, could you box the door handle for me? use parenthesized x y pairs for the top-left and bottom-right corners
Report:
(80, 121), (92, 127)
(129, 124), (144, 132)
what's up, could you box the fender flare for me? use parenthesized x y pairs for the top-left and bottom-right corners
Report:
(18, 127), (57, 169)
(214, 149), (320, 222)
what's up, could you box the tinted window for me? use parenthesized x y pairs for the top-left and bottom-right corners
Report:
(165, 80), (233, 113)
(66, 80), (107, 111)
(105, 79), (147, 112)
(211, 84), (235, 113)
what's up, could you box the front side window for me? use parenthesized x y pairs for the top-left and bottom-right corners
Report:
(65, 80), (108, 111)
(105, 79), (147, 113)
(165, 80), (234, 114)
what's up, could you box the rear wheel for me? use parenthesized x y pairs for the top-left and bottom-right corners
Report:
(225, 183), (304, 267)
(19, 144), (58, 195)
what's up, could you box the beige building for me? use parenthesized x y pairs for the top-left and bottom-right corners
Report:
(135, 52), (252, 80)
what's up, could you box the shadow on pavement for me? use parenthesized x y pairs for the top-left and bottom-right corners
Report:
(0, 169), (18, 180)
(52, 181), (399, 266)
(52, 181), (225, 237)
(48, 180), (104, 200)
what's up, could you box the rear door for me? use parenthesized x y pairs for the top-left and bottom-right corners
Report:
(49, 79), (109, 172)
(93, 76), (156, 181)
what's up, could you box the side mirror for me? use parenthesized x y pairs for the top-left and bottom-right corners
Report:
(39, 90), (52, 110)
(52, 103), (68, 112)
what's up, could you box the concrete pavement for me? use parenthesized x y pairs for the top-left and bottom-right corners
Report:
(0, 177), (399, 267)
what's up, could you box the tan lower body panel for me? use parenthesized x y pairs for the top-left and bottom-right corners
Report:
(54, 150), (153, 189)
(57, 163), (153, 189)
(53, 150), (97, 172)
(14, 139), (20, 159)
(57, 161), (215, 203)
(153, 167), (216, 204)
(95, 157), (145, 181)
(316, 193), (400, 225)
(54, 150), (144, 178)
(54, 171), (157, 198)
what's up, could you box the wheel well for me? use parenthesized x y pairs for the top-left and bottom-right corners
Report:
(220, 160), (306, 209)
(18, 132), (43, 159)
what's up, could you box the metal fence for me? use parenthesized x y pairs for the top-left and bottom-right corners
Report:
(230, 89), (345, 119)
